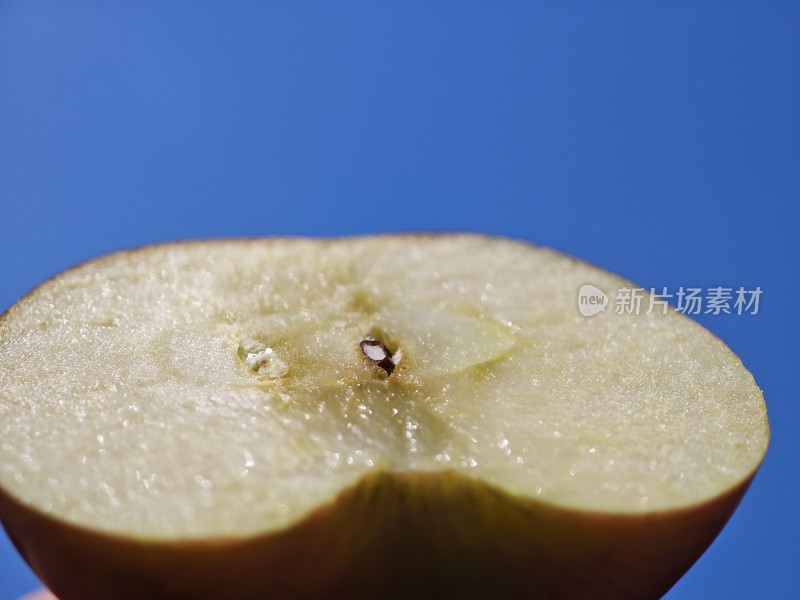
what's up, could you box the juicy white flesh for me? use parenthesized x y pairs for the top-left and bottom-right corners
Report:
(0, 236), (768, 539)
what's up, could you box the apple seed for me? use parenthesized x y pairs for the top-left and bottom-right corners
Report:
(360, 339), (397, 376)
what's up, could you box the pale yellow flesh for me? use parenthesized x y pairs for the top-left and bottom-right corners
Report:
(0, 236), (768, 539)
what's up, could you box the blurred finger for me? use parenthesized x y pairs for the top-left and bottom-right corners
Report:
(20, 590), (58, 600)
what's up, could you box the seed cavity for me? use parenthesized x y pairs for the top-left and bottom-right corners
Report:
(238, 341), (288, 379)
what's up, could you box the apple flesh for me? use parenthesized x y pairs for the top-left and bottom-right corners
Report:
(0, 235), (769, 599)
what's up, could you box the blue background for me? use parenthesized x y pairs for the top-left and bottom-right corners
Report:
(1, 2), (797, 598)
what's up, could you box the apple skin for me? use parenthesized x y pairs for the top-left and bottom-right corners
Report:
(1, 470), (753, 600)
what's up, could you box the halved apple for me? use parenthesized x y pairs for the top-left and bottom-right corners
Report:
(0, 235), (768, 599)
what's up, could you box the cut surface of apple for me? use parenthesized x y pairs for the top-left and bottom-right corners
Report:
(0, 234), (769, 598)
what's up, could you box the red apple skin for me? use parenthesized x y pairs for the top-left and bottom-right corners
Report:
(0, 470), (754, 600)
